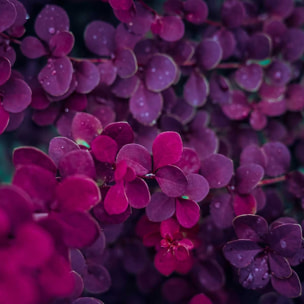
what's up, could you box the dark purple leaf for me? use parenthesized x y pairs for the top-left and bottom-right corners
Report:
(266, 60), (291, 87)
(125, 178), (150, 208)
(111, 75), (139, 98)
(156, 165), (187, 197)
(221, 0), (245, 28)
(282, 28), (304, 62)
(236, 164), (264, 194)
(145, 54), (177, 92)
(223, 239), (262, 268)
(240, 144), (267, 168)
(0, 104), (9, 134)
(49, 31), (74, 57)
(271, 271), (302, 298)
(146, 192), (176, 222)
(247, 33), (272, 60)
(269, 253), (292, 279)
(115, 48), (137, 78)
(183, 0), (208, 24)
(176, 198), (200, 228)
(0, 56), (11, 86)
(38, 57), (73, 96)
(34, 5), (69, 42)
(84, 21), (115, 56)
(200, 153), (233, 188)
(153, 16), (184, 42)
(213, 29), (236, 60)
(197, 39), (222, 70)
(286, 84), (304, 111)
(83, 264), (111, 294)
(0, 0), (17, 32)
(1, 78), (31, 113)
(264, 0), (294, 18)
(73, 298), (104, 304)
(184, 71), (209, 107)
(97, 60), (117, 86)
(184, 173), (209, 202)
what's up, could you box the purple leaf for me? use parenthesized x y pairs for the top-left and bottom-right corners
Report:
(73, 298), (104, 304)
(102, 122), (134, 149)
(115, 48), (137, 78)
(221, 0), (245, 28)
(145, 54), (177, 92)
(176, 198), (200, 228)
(184, 71), (209, 107)
(152, 131), (183, 170)
(56, 175), (101, 212)
(247, 33), (272, 60)
(116, 143), (151, 175)
(0, 104), (9, 134)
(38, 57), (73, 96)
(184, 173), (209, 202)
(183, 0), (208, 24)
(21, 36), (47, 59)
(71, 112), (103, 148)
(74, 60), (100, 94)
(262, 142), (290, 177)
(235, 63), (263, 92)
(197, 39), (222, 70)
(97, 60), (117, 86)
(282, 29), (304, 62)
(236, 164), (264, 194)
(146, 192), (176, 222)
(12, 165), (57, 211)
(0, 0), (16, 32)
(34, 4), (70, 42)
(58, 150), (96, 179)
(48, 136), (80, 166)
(124, 178), (150, 209)
(153, 16), (184, 42)
(271, 271), (302, 298)
(104, 182), (128, 215)
(111, 75), (139, 98)
(156, 165), (188, 197)
(240, 144), (267, 168)
(84, 21), (115, 56)
(83, 264), (111, 294)
(200, 154), (233, 188)
(0, 56), (11, 86)
(174, 148), (201, 175)
(91, 135), (118, 163)
(269, 224), (302, 257)
(269, 253), (292, 279)
(109, 0), (133, 10)
(223, 240), (262, 268)
(53, 211), (99, 248)
(130, 82), (163, 125)
(213, 29), (236, 60)
(13, 146), (57, 174)
(233, 215), (268, 242)
(49, 31), (74, 57)
(1, 78), (31, 113)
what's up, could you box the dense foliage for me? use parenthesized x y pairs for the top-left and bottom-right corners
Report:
(0, 0), (304, 303)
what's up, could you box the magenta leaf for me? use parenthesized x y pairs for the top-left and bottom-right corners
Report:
(189, 294), (212, 304)
(13, 146), (57, 174)
(145, 54), (178, 92)
(52, 211), (99, 248)
(152, 131), (183, 170)
(38, 57), (73, 96)
(0, 56), (11, 86)
(0, 104), (9, 134)
(184, 71), (209, 107)
(104, 182), (128, 215)
(184, 173), (209, 202)
(174, 148), (200, 175)
(91, 135), (118, 163)
(223, 239), (262, 268)
(146, 192), (176, 222)
(271, 271), (302, 298)
(109, 0), (133, 10)
(48, 136), (80, 166)
(125, 178), (150, 208)
(21, 36), (47, 59)
(34, 4), (70, 42)
(1, 78), (31, 113)
(116, 143), (151, 176)
(56, 175), (101, 212)
(58, 150), (96, 179)
(200, 154), (233, 188)
(183, 0), (208, 24)
(176, 198), (200, 228)
(115, 48), (137, 78)
(12, 165), (57, 211)
(233, 193), (257, 216)
(156, 165), (187, 197)
(154, 249), (176, 276)
(84, 21), (115, 56)
(75, 60), (100, 94)
(71, 112), (103, 148)
(130, 82), (163, 125)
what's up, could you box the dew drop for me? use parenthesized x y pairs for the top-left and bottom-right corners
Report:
(214, 202), (221, 209)
(51, 70), (57, 76)
(237, 254), (243, 261)
(151, 68), (156, 73)
(93, 35), (97, 40)
(262, 273), (269, 280)
(48, 27), (55, 34)
(46, 82), (50, 86)
(280, 240), (287, 248)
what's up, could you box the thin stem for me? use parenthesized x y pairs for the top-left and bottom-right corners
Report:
(68, 56), (108, 63)
(217, 62), (241, 69)
(205, 19), (222, 27)
(138, 0), (158, 16)
(258, 175), (286, 186)
(0, 32), (22, 45)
